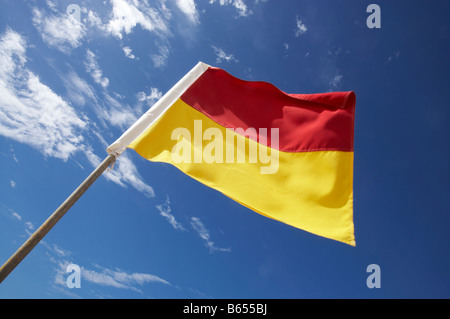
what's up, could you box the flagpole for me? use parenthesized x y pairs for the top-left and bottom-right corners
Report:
(0, 153), (116, 284)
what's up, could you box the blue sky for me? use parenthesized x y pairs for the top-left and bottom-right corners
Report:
(0, 0), (449, 298)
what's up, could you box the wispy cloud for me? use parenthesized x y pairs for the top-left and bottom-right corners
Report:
(3, 197), (167, 296)
(0, 28), (87, 161)
(0, 30), (153, 198)
(84, 150), (155, 198)
(32, 6), (86, 53)
(100, 92), (139, 129)
(85, 49), (109, 88)
(122, 46), (136, 59)
(61, 71), (98, 107)
(10, 210), (22, 221)
(1, 203), (30, 232)
(295, 15), (307, 37)
(51, 253), (170, 294)
(209, 0), (251, 17)
(137, 88), (163, 107)
(106, 0), (169, 39)
(211, 45), (239, 63)
(29, 0), (196, 69)
(156, 196), (186, 231)
(151, 43), (170, 68)
(190, 217), (230, 253)
(80, 265), (170, 292)
(9, 145), (19, 163)
(25, 221), (35, 236)
(329, 74), (343, 90)
(74, 52), (144, 131)
(176, 0), (200, 24)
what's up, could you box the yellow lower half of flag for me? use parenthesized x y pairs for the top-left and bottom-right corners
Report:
(129, 99), (355, 246)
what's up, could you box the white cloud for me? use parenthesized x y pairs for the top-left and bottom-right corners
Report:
(52, 258), (170, 293)
(9, 145), (19, 163)
(209, 0), (250, 17)
(83, 8), (105, 30)
(151, 43), (170, 68)
(155, 196), (186, 231)
(9, 180), (16, 188)
(62, 71), (98, 107)
(99, 91), (140, 130)
(62, 69), (139, 131)
(176, 0), (200, 24)
(112, 154), (155, 198)
(32, 7), (86, 53)
(137, 87), (163, 106)
(106, 0), (169, 39)
(107, 108), (137, 128)
(80, 265), (170, 292)
(10, 210), (22, 221)
(122, 46), (136, 59)
(85, 49), (109, 88)
(211, 45), (238, 63)
(0, 28), (155, 199)
(0, 29), (87, 161)
(84, 150), (155, 198)
(25, 221), (35, 234)
(56, 68), (154, 199)
(62, 69), (137, 131)
(2, 191), (165, 296)
(45, 0), (58, 12)
(295, 15), (307, 37)
(329, 74), (343, 89)
(190, 217), (230, 253)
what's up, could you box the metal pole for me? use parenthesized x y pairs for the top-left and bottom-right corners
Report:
(0, 154), (116, 284)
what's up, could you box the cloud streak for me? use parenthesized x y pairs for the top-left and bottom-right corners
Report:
(212, 45), (239, 63)
(156, 196), (186, 231)
(0, 28), (87, 161)
(329, 74), (343, 90)
(84, 149), (155, 198)
(32, 6), (86, 53)
(0, 28), (154, 198)
(2, 200), (168, 295)
(176, 0), (200, 24)
(53, 260), (170, 294)
(295, 15), (307, 37)
(80, 265), (170, 292)
(190, 217), (231, 253)
(209, 0), (251, 17)
(85, 49), (109, 88)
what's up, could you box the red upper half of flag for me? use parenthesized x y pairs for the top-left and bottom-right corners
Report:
(180, 66), (355, 152)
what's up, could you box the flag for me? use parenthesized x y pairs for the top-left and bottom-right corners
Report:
(108, 62), (356, 246)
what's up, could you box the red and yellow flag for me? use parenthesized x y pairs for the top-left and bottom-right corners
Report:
(108, 62), (356, 246)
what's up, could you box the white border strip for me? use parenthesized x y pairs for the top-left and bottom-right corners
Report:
(107, 61), (210, 156)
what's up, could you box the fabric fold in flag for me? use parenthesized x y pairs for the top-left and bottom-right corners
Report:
(108, 62), (356, 246)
